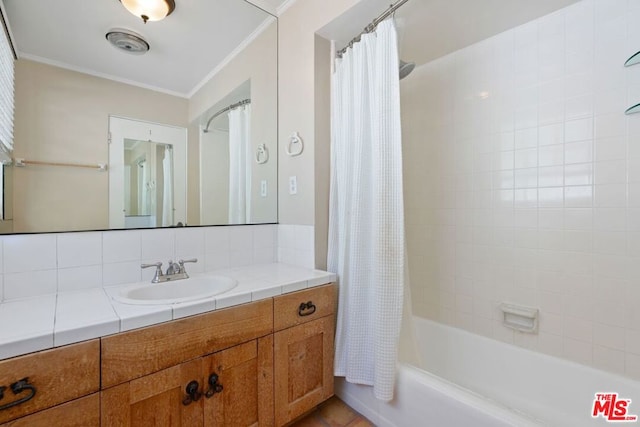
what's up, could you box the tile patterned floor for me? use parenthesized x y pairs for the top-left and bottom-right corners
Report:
(290, 396), (374, 427)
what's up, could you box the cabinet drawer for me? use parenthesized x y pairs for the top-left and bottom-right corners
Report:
(273, 284), (337, 331)
(0, 394), (99, 427)
(102, 298), (273, 388)
(0, 340), (100, 424)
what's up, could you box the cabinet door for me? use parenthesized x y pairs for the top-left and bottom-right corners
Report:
(203, 337), (274, 427)
(101, 358), (203, 427)
(274, 315), (335, 426)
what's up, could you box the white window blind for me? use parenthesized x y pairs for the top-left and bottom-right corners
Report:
(0, 8), (14, 221)
(0, 9), (13, 159)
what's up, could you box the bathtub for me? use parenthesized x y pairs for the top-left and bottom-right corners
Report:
(336, 317), (640, 426)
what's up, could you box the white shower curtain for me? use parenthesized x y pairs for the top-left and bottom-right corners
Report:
(161, 146), (173, 226)
(328, 19), (405, 402)
(228, 105), (252, 224)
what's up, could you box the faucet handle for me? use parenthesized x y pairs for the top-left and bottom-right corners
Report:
(141, 262), (162, 269)
(178, 258), (198, 274)
(141, 262), (163, 283)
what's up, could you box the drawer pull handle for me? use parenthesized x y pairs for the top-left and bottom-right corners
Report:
(298, 301), (316, 317)
(0, 378), (37, 411)
(182, 380), (201, 406)
(205, 373), (223, 398)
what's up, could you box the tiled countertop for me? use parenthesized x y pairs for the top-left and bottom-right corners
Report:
(0, 263), (336, 360)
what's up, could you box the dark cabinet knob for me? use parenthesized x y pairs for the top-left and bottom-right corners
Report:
(205, 373), (223, 398)
(182, 380), (201, 406)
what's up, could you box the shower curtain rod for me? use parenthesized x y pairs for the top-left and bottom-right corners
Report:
(202, 98), (251, 133)
(337, 0), (410, 57)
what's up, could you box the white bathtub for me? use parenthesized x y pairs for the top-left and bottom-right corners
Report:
(336, 317), (640, 426)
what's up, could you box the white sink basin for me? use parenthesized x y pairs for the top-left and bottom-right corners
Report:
(112, 275), (237, 305)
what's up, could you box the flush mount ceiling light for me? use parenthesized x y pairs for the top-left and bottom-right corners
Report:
(119, 0), (176, 24)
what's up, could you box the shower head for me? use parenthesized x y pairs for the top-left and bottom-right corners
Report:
(399, 60), (415, 80)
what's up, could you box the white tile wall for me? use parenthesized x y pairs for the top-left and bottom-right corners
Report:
(277, 224), (315, 268)
(58, 265), (103, 292)
(0, 225), (279, 301)
(103, 230), (141, 264)
(4, 234), (56, 273)
(228, 226), (254, 267)
(253, 225), (278, 264)
(204, 227), (231, 271)
(402, 0), (640, 381)
(57, 232), (102, 268)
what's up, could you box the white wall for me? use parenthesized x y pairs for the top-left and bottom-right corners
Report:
(200, 129), (230, 224)
(403, 0), (640, 380)
(277, 0), (361, 269)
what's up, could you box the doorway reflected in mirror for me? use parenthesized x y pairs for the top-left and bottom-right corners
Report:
(124, 140), (174, 228)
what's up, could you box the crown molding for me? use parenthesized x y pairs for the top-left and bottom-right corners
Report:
(19, 53), (189, 98)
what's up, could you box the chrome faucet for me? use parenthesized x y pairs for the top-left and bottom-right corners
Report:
(141, 258), (198, 283)
(165, 260), (181, 275)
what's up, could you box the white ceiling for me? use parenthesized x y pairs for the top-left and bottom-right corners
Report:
(2, 0), (277, 97)
(4, 0), (582, 98)
(319, 0), (580, 66)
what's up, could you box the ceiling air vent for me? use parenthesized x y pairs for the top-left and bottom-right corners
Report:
(105, 29), (149, 55)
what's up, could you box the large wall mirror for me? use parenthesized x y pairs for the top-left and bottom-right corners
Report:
(0, 0), (278, 234)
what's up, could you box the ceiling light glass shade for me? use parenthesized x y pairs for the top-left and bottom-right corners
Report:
(120, 0), (175, 23)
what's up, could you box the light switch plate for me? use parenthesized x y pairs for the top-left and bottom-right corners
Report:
(261, 180), (267, 197)
(289, 176), (297, 195)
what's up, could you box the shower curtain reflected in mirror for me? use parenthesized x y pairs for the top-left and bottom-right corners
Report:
(228, 105), (252, 224)
(161, 145), (173, 226)
(139, 159), (148, 215)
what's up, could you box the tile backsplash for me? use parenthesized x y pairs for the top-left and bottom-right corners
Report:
(402, 0), (640, 380)
(277, 224), (315, 269)
(0, 224), (291, 301)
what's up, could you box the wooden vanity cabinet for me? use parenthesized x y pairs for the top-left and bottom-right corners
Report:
(0, 340), (100, 426)
(101, 299), (273, 388)
(101, 337), (274, 427)
(100, 299), (275, 427)
(273, 285), (337, 426)
(0, 283), (337, 427)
